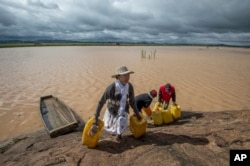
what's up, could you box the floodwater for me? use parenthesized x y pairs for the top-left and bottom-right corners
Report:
(0, 46), (250, 141)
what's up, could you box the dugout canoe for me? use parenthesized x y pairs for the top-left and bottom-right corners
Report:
(40, 95), (79, 138)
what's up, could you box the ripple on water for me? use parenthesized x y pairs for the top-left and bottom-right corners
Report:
(0, 46), (250, 141)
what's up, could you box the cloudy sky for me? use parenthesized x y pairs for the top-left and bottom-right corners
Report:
(0, 0), (250, 45)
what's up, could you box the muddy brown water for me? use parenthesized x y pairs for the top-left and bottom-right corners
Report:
(0, 46), (250, 141)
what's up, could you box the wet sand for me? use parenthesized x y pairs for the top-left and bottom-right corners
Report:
(0, 46), (250, 142)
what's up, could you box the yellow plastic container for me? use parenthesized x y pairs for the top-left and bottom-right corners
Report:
(82, 117), (104, 148)
(152, 102), (163, 125)
(170, 104), (181, 120)
(162, 110), (173, 124)
(142, 107), (152, 116)
(152, 110), (163, 125)
(129, 113), (147, 138)
(153, 102), (162, 112)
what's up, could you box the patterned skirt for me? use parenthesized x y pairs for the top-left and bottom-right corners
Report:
(103, 108), (128, 135)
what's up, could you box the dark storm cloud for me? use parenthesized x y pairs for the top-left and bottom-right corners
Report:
(0, 6), (17, 26)
(0, 0), (249, 45)
(27, 0), (59, 9)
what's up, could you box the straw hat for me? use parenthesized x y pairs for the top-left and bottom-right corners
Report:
(111, 66), (134, 78)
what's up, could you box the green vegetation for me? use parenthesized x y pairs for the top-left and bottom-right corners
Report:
(0, 41), (249, 48)
(0, 42), (116, 48)
(0, 42), (163, 48)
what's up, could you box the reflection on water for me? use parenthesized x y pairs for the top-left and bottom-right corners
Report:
(0, 46), (250, 141)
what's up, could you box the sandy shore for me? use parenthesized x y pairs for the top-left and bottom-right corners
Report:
(0, 46), (250, 142)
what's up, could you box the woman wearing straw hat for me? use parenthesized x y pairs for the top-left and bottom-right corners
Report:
(91, 66), (142, 143)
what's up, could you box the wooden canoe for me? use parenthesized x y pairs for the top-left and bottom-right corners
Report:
(40, 95), (79, 138)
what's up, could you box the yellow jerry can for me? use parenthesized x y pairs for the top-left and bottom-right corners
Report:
(170, 104), (181, 120)
(82, 117), (104, 148)
(152, 110), (163, 125)
(162, 110), (173, 123)
(129, 113), (147, 138)
(153, 102), (162, 112)
(142, 107), (152, 116)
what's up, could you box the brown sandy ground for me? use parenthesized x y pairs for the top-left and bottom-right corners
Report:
(0, 109), (250, 166)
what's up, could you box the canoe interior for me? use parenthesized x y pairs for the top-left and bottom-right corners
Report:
(40, 95), (79, 137)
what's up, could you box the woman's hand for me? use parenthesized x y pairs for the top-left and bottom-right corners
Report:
(136, 113), (142, 120)
(89, 123), (99, 136)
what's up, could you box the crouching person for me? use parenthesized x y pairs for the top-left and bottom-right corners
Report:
(91, 66), (141, 143)
(135, 90), (157, 116)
